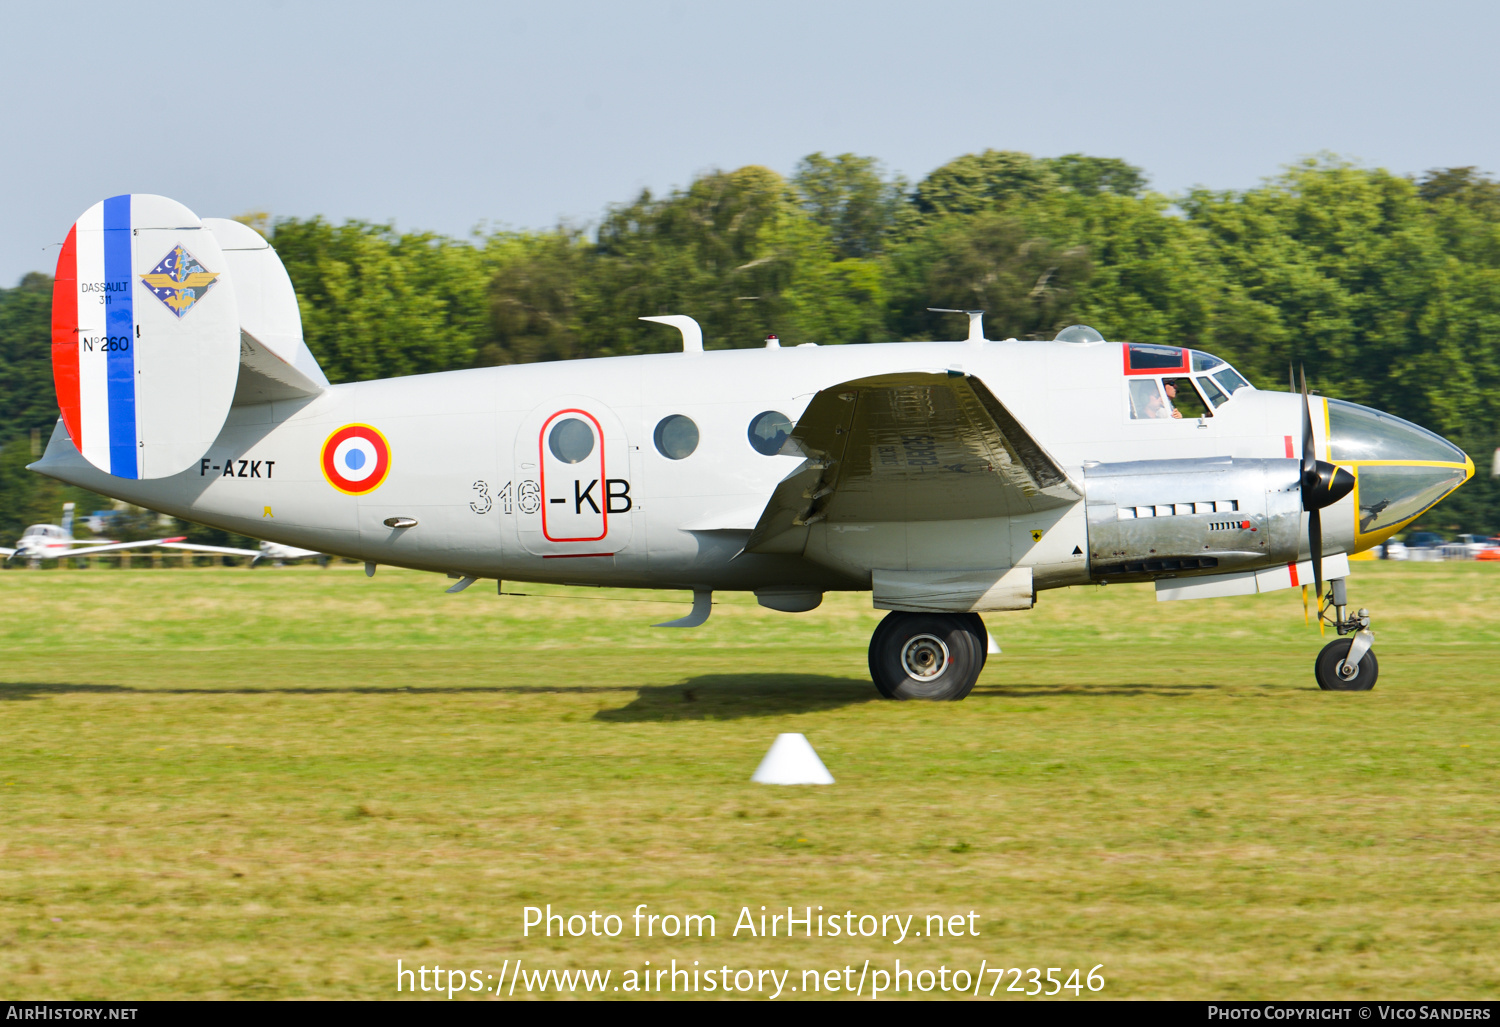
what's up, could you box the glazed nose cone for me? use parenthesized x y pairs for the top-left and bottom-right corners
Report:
(1325, 399), (1473, 538)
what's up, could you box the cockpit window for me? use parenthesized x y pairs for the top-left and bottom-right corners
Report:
(1124, 344), (1251, 412)
(1125, 344), (1188, 373)
(1198, 374), (1228, 408)
(1128, 379), (1166, 419)
(1165, 378), (1211, 418)
(1328, 399), (1466, 464)
(1212, 367), (1250, 395)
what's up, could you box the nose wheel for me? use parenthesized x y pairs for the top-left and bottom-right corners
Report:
(1314, 578), (1378, 691)
(868, 612), (986, 700)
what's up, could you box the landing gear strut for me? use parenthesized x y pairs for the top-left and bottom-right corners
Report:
(1314, 578), (1378, 691)
(868, 612), (986, 700)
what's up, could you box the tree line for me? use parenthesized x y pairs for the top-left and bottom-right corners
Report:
(2, 150), (1498, 541)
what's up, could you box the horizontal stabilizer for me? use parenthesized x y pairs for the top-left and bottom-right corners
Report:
(204, 219), (327, 404)
(235, 329), (326, 403)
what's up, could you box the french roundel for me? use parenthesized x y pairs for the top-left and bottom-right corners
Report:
(321, 424), (390, 495)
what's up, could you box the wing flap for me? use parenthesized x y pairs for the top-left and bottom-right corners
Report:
(746, 371), (1079, 555)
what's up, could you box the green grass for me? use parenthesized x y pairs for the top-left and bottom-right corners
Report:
(1, 561), (1498, 999)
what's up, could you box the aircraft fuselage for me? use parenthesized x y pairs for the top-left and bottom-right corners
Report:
(32, 337), (1378, 595)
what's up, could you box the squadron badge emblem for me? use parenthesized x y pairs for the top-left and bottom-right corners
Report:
(140, 244), (220, 317)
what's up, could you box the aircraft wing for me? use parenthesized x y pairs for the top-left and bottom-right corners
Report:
(155, 541), (261, 557)
(48, 535), (187, 559)
(746, 371), (1081, 554)
(0, 547), (14, 557)
(264, 544), (323, 559)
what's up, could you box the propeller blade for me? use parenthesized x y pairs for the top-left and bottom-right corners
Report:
(1309, 503), (1323, 615)
(1299, 365), (1317, 484)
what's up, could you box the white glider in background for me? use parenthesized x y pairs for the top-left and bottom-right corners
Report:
(28, 193), (1477, 696)
(3, 502), (185, 562)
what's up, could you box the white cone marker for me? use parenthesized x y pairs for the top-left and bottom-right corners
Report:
(751, 733), (835, 786)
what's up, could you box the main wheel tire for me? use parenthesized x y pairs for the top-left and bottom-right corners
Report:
(965, 613), (990, 672)
(868, 612), (985, 700)
(1315, 637), (1379, 691)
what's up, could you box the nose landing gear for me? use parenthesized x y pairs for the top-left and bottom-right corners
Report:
(1314, 578), (1378, 691)
(868, 612), (987, 700)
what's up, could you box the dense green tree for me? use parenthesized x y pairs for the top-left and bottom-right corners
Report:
(267, 218), (495, 382)
(791, 152), (905, 259)
(884, 210), (1091, 341)
(0, 273), (60, 449)
(1417, 166), (1500, 218)
(1042, 154), (1148, 197)
(475, 230), (590, 366)
(908, 150), (1056, 226)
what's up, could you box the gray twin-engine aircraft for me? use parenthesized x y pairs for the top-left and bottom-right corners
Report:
(34, 195), (1474, 697)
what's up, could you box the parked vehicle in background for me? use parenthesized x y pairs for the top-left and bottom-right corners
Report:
(1382, 533), (1499, 561)
(1402, 531), (1447, 561)
(1454, 534), (1500, 558)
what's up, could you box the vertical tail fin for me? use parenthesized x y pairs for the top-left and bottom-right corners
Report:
(61, 502), (74, 536)
(52, 195), (240, 479)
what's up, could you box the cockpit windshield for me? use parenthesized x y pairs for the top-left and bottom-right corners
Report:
(1327, 399), (1466, 464)
(1124, 345), (1252, 415)
(1211, 367), (1250, 396)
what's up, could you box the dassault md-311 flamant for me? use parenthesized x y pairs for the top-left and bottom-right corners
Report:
(31, 195), (1475, 697)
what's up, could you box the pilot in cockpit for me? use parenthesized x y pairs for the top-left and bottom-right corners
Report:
(1145, 380), (1183, 420)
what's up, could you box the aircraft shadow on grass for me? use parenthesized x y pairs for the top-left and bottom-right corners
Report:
(593, 674), (878, 722)
(0, 682), (632, 701)
(0, 677), (875, 712)
(0, 677), (1248, 706)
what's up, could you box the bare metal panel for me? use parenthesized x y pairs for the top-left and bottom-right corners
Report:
(1084, 457), (1301, 581)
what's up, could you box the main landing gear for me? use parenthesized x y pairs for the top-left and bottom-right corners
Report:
(1314, 578), (1378, 692)
(868, 612), (988, 700)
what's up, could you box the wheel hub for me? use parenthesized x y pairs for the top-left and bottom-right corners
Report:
(901, 634), (951, 681)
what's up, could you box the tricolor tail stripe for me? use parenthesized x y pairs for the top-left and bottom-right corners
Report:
(51, 225), (81, 448)
(102, 194), (137, 478)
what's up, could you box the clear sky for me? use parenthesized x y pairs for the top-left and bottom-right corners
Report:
(3, 0), (1497, 285)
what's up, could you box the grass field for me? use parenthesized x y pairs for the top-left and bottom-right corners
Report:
(1, 561), (1497, 1000)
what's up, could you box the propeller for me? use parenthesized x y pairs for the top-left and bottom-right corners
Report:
(1297, 366), (1355, 613)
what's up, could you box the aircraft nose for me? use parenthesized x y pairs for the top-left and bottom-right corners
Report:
(1325, 398), (1472, 538)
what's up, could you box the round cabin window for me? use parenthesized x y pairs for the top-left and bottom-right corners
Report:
(548, 417), (595, 464)
(747, 411), (793, 455)
(653, 415), (700, 460)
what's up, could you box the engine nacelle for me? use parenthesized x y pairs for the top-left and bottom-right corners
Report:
(1084, 457), (1302, 582)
